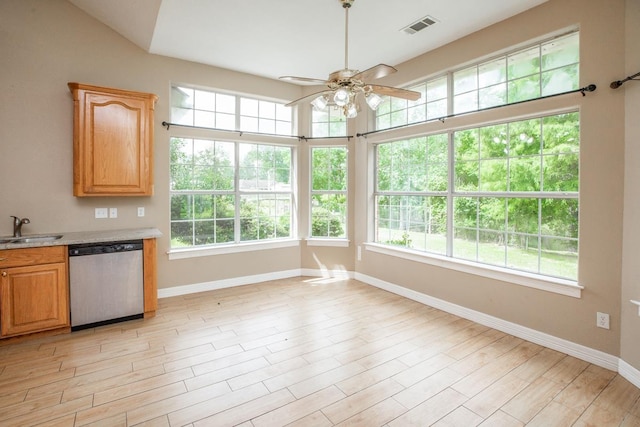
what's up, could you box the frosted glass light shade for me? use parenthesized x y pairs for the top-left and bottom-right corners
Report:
(311, 95), (328, 110)
(333, 88), (350, 106)
(366, 93), (383, 110)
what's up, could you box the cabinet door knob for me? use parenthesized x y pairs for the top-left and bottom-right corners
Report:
(1, 272), (6, 277)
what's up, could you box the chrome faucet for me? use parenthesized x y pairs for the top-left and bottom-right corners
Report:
(11, 216), (30, 237)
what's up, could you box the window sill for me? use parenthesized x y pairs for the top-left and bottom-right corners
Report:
(305, 238), (350, 248)
(364, 242), (583, 298)
(168, 239), (301, 260)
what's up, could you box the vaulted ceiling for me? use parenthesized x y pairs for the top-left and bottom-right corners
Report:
(68, 0), (548, 83)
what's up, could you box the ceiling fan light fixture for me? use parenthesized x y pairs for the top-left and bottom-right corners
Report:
(365, 92), (384, 110)
(333, 88), (350, 106)
(280, 0), (421, 118)
(311, 95), (329, 110)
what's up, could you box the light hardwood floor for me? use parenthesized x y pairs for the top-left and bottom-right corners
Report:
(1, 277), (640, 427)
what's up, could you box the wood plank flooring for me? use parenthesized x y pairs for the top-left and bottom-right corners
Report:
(1, 277), (639, 426)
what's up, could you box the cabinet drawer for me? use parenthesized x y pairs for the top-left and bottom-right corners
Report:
(0, 246), (66, 268)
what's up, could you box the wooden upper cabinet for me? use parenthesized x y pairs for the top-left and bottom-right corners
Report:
(68, 83), (158, 197)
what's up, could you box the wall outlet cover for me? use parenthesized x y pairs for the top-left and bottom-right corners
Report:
(95, 208), (108, 219)
(109, 207), (118, 218)
(597, 312), (610, 329)
(137, 207), (145, 217)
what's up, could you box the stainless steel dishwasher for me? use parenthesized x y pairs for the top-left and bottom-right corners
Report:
(68, 240), (144, 331)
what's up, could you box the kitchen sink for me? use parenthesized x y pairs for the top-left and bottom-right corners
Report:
(0, 235), (63, 244)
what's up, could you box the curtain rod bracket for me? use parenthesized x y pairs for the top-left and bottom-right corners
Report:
(580, 84), (597, 96)
(162, 121), (171, 130)
(610, 71), (640, 89)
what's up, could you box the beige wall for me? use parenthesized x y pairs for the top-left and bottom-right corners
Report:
(621, 0), (640, 368)
(354, 0), (626, 356)
(0, 0), (304, 288)
(0, 0), (636, 367)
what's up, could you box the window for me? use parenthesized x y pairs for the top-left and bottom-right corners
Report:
(171, 86), (293, 136)
(454, 32), (579, 113)
(310, 146), (348, 238)
(170, 138), (293, 248)
(312, 108), (347, 137)
(374, 112), (579, 281)
(376, 134), (449, 254)
(374, 31), (579, 130)
(376, 76), (448, 130)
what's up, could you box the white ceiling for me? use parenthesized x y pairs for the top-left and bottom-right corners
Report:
(68, 0), (548, 84)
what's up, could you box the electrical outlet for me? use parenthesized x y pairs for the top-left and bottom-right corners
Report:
(137, 207), (145, 217)
(109, 208), (118, 218)
(597, 312), (610, 329)
(95, 208), (108, 219)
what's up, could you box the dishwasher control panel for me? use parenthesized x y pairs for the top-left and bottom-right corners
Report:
(69, 240), (143, 256)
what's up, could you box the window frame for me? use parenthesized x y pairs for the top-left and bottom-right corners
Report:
(167, 85), (300, 258)
(169, 137), (297, 254)
(171, 85), (295, 136)
(370, 110), (582, 297)
(374, 30), (579, 132)
(367, 30), (582, 298)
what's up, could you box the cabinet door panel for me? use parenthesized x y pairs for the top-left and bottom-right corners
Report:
(91, 99), (144, 188)
(1, 263), (69, 337)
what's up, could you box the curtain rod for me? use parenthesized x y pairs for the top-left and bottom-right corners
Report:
(356, 84), (596, 138)
(160, 121), (353, 142)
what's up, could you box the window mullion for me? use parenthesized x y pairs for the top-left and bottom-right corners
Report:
(447, 131), (455, 257)
(234, 142), (241, 244)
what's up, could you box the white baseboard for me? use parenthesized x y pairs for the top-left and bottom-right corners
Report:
(354, 272), (620, 372)
(619, 359), (640, 389)
(158, 268), (354, 299)
(157, 268), (640, 385)
(157, 269), (302, 298)
(300, 268), (355, 279)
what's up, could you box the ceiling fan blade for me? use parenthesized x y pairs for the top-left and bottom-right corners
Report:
(352, 64), (397, 82)
(279, 76), (329, 85)
(369, 84), (422, 101)
(284, 90), (333, 107)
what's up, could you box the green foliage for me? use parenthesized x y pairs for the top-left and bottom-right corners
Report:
(170, 138), (292, 247)
(312, 147), (347, 191)
(311, 208), (345, 238)
(376, 112), (580, 279)
(386, 231), (412, 248)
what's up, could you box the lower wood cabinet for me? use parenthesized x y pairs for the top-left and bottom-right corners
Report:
(0, 246), (70, 337)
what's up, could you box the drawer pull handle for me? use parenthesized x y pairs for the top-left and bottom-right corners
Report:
(0, 257), (7, 261)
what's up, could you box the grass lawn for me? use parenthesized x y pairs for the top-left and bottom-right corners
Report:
(377, 228), (577, 280)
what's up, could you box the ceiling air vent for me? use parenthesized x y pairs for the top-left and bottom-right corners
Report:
(402, 15), (438, 35)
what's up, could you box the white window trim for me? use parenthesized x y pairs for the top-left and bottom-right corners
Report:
(305, 238), (350, 247)
(364, 242), (582, 298)
(168, 238), (301, 260)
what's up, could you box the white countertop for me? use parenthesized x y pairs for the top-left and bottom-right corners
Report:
(0, 228), (162, 250)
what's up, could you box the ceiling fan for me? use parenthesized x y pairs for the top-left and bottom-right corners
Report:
(280, 0), (421, 118)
